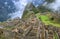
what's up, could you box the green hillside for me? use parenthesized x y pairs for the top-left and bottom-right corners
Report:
(36, 14), (60, 27)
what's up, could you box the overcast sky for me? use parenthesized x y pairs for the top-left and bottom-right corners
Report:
(43, 0), (60, 11)
(52, 0), (60, 10)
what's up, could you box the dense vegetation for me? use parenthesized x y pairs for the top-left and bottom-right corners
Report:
(45, 0), (55, 3)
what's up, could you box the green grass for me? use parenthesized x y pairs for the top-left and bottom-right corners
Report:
(36, 14), (60, 27)
(53, 32), (59, 39)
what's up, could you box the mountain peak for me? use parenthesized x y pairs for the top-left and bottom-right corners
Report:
(22, 3), (39, 19)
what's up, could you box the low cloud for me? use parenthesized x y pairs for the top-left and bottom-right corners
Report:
(10, 0), (28, 19)
(43, 0), (60, 11)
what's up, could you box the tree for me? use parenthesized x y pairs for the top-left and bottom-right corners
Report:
(38, 5), (52, 13)
(45, 0), (55, 3)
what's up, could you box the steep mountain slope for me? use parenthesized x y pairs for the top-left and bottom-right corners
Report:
(0, 12), (60, 39)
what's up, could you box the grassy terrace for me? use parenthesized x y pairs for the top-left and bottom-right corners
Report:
(36, 14), (60, 27)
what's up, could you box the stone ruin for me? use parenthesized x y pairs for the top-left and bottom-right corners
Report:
(0, 12), (60, 39)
